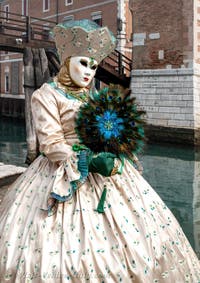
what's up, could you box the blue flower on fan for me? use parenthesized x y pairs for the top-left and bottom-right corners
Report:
(96, 110), (124, 140)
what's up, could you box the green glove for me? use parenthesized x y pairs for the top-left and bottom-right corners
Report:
(89, 152), (116, 177)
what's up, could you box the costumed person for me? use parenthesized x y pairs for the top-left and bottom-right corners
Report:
(0, 20), (200, 283)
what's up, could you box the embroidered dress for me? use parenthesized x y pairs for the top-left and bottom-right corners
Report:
(0, 82), (200, 283)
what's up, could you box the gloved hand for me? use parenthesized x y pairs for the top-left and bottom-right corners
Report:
(89, 152), (116, 177)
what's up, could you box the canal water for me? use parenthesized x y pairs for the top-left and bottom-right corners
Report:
(0, 117), (200, 259)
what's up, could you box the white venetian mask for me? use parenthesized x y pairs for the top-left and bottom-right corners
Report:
(69, 56), (98, 87)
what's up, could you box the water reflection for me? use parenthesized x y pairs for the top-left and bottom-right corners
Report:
(0, 118), (200, 258)
(193, 151), (200, 259)
(0, 117), (27, 166)
(140, 144), (200, 258)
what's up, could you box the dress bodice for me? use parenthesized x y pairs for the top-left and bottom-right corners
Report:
(31, 83), (83, 162)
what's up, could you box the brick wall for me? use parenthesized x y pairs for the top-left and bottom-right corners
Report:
(195, 0), (200, 65)
(0, 0), (118, 34)
(128, 0), (200, 144)
(131, 0), (193, 69)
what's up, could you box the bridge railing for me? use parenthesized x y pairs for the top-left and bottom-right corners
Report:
(101, 49), (132, 77)
(0, 10), (56, 42)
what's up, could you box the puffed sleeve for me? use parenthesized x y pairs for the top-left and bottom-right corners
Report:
(31, 83), (74, 164)
(31, 84), (89, 214)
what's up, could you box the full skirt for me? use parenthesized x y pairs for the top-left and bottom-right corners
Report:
(0, 155), (200, 282)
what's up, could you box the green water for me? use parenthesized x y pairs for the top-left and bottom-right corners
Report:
(0, 117), (200, 258)
(0, 117), (27, 166)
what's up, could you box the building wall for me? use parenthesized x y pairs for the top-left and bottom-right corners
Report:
(194, 0), (200, 65)
(28, 0), (118, 35)
(131, 68), (200, 144)
(0, 0), (119, 36)
(193, 69), (200, 129)
(183, 0), (193, 68)
(131, 0), (193, 69)
(131, 68), (194, 128)
(0, 52), (23, 95)
(129, 0), (200, 145)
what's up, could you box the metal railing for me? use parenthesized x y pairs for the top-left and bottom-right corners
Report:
(104, 49), (132, 76)
(0, 10), (56, 42)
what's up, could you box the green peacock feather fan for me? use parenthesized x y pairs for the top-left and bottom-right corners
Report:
(75, 85), (146, 159)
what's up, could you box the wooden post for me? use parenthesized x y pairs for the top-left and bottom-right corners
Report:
(23, 47), (50, 164)
(26, 16), (31, 42)
(46, 50), (60, 76)
(118, 51), (123, 75)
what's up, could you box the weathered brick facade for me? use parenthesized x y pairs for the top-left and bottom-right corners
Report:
(131, 0), (193, 69)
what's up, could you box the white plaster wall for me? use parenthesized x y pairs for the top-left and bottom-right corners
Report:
(130, 69), (198, 129)
(193, 68), (200, 128)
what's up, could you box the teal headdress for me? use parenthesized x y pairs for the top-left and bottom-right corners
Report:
(53, 19), (116, 64)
